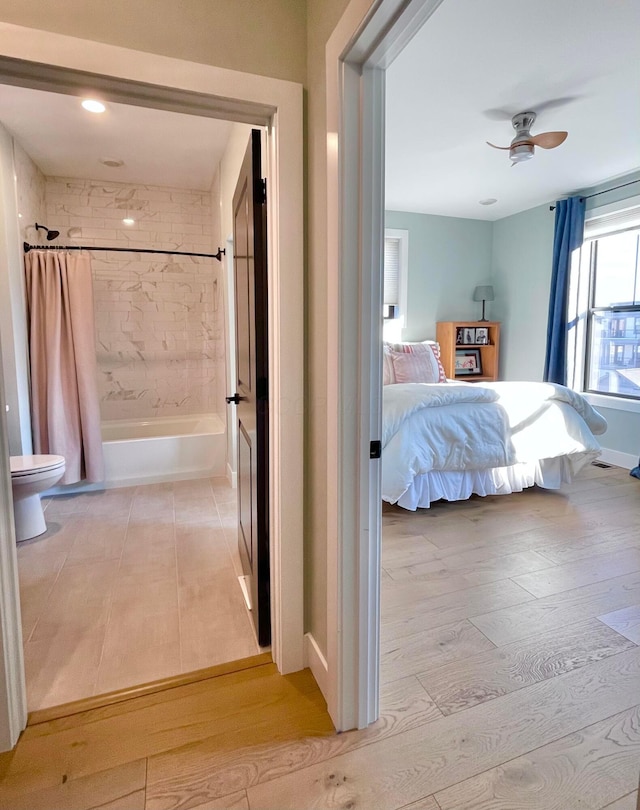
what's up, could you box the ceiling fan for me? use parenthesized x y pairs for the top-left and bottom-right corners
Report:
(487, 111), (568, 166)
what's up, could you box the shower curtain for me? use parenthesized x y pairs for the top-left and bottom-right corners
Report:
(25, 251), (104, 484)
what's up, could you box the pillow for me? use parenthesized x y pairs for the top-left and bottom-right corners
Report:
(384, 340), (446, 383)
(382, 343), (395, 385)
(389, 348), (441, 384)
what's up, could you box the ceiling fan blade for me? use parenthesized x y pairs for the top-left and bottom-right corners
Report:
(530, 131), (568, 149)
(486, 141), (511, 150)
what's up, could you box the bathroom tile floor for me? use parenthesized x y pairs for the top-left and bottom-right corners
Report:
(16, 477), (260, 711)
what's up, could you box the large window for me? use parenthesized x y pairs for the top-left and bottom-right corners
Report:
(577, 211), (640, 400)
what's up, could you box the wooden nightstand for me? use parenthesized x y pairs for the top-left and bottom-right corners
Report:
(436, 321), (500, 382)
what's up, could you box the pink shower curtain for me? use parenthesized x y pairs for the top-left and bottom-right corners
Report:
(25, 251), (104, 484)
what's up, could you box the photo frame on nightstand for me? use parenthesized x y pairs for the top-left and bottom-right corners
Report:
(455, 348), (483, 375)
(462, 327), (476, 345)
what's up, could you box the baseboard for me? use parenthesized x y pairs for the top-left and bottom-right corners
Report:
(226, 462), (237, 489)
(598, 448), (638, 470)
(304, 632), (329, 700)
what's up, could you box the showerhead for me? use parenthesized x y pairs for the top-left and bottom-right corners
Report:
(35, 223), (60, 241)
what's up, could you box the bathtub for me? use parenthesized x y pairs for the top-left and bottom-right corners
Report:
(101, 413), (226, 486)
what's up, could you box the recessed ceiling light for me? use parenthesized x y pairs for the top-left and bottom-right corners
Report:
(99, 157), (124, 168)
(81, 99), (106, 114)
(122, 217), (135, 226)
(479, 198), (498, 206)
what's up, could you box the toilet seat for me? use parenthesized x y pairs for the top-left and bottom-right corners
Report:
(10, 455), (66, 478)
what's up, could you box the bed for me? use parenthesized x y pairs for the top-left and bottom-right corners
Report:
(382, 341), (607, 511)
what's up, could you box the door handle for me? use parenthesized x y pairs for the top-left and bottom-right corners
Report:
(226, 393), (242, 405)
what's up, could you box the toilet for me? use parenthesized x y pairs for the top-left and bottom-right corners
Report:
(10, 455), (66, 542)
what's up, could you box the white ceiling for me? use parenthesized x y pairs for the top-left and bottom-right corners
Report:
(0, 84), (234, 190)
(385, 0), (640, 221)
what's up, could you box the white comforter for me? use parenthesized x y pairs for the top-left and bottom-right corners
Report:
(382, 381), (607, 503)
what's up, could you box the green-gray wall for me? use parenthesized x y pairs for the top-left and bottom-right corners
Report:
(389, 169), (640, 463)
(385, 210), (493, 340)
(491, 204), (555, 381)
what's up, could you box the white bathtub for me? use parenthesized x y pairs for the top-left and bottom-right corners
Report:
(101, 413), (226, 486)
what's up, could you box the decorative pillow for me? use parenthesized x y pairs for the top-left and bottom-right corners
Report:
(389, 348), (440, 384)
(384, 340), (446, 383)
(382, 344), (395, 385)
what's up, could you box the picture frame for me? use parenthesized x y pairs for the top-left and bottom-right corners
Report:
(455, 327), (465, 345)
(463, 327), (476, 345)
(475, 327), (489, 345)
(454, 348), (483, 376)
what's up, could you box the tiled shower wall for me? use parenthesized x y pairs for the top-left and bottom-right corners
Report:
(45, 177), (225, 421)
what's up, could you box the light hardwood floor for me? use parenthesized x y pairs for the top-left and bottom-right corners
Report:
(2, 463), (640, 809)
(18, 477), (259, 710)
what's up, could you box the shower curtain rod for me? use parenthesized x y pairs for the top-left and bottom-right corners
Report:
(23, 243), (226, 261)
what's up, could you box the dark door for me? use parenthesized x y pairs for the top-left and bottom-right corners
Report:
(229, 130), (270, 646)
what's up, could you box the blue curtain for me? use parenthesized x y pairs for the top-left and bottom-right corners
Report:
(543, 196), (586, 384)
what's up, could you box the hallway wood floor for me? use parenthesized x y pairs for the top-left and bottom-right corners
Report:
(18, 477), (258, 710)
(2, 463), (639, 809)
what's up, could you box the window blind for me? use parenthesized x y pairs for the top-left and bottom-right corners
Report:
(584, 204), (640, 240)
(384, 237), (400, 305)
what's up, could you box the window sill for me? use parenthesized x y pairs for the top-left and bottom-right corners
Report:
(582, 391), (640, 414)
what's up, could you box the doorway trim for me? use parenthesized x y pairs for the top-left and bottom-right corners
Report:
(0, 23), (304, 748)
(324, 0), (446, 731)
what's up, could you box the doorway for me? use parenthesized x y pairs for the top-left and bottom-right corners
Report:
(1, 85), (268, 710)
(0, 36), (304, 748)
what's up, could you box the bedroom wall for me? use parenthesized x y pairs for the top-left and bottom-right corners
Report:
(394, 169), (640, 465)
(491, 204), (555, 382)
(490, 172), (640, 464)
(385, 210), (494, 341)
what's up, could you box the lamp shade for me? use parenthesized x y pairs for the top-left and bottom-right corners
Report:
(473, 285), (494, 302)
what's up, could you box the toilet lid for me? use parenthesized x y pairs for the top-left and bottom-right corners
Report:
(10, 455), (66, 477)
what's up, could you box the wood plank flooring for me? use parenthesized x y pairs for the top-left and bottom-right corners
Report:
(18, 477), (259, 710)
(2, 463), (639, 809)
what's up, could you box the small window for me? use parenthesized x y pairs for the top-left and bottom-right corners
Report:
(383, 228), (408, 341)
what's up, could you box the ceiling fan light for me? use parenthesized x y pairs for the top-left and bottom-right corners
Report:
(509, 144), (534, 163)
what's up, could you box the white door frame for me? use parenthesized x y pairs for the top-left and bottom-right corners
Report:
(325, 0), (446, 731)
(0, 23), (304, 749)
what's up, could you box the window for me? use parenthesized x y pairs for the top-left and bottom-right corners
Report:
(571, 202), (640, 402)
(383, 228), (408, 341)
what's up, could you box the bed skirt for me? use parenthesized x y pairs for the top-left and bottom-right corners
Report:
(394, 451), (599, 511)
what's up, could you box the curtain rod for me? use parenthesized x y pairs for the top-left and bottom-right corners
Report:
(23, 243), (225, 261)
(549, 179), (640, 211)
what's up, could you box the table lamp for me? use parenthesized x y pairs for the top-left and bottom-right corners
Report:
(473, 285), (494, 322)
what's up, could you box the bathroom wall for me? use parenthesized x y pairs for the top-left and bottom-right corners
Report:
(0, 130), (45, 454)
(45, 176), (225, 421)
(216, 122), (255, 483)
(13, 141), (46, 243)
